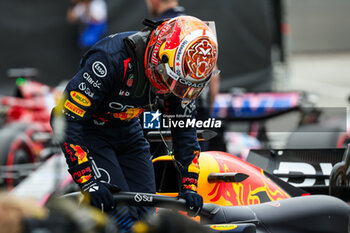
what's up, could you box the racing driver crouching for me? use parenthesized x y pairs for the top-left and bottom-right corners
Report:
(51, 15), (218, 230)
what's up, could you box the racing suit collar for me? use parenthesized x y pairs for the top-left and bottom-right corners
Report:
(123, 28), (152, 99)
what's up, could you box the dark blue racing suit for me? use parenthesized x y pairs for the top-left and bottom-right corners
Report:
(51, 27), (201, 222)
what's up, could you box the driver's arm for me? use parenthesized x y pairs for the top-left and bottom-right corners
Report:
(51, 51), (119, 211)
(165, 94), (202, 216)
(166, 95), (201, 192)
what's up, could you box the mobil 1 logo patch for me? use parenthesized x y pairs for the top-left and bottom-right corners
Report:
(143, 110), (161, 129)
(92, 61), (107, 77)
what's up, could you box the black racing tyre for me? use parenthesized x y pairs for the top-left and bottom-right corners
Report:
(0, 123), (35, 189)
(285, 123), (343, 149)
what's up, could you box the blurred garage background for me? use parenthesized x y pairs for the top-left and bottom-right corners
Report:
(0, 0), (349, 106)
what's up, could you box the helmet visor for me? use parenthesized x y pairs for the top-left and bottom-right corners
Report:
(157, 63), (210, 100)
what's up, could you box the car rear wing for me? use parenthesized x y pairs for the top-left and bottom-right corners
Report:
(246, 144), (350, 201)
(211, 91), (317, 121)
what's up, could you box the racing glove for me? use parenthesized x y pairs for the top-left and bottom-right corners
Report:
(179, 152), (203, 217)
(179, 190), (203, 217)
(83, 179), (121, 212)
(68, 161), (119, 212)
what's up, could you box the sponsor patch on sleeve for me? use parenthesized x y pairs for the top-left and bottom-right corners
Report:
(187, 150), (200, 174)
(64, 99), (86, 117)
(70, 144), (88, 164)
(72, 166), (92, 184)
(70, 91), (91, 107)
(92, 61), (107, 77)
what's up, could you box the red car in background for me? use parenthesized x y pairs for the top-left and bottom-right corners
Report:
(0, 68), (63, 189)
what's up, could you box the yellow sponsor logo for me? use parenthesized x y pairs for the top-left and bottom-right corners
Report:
(64, 99), (86, 117)
(209, 225), (238, 231)
(70, 91), (91, 107)
(77, 174), (92, 184)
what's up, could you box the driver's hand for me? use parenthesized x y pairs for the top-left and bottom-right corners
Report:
(179, 190), (203, 217)
(83, 181), (120, 212)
